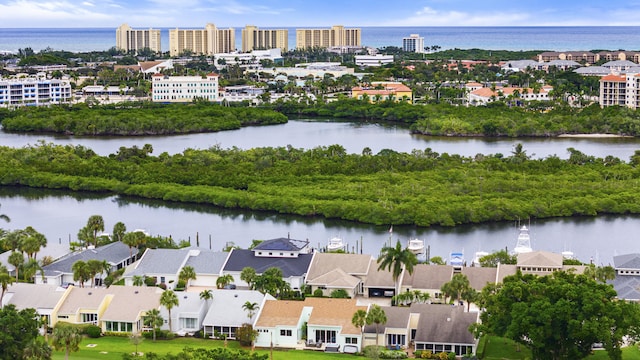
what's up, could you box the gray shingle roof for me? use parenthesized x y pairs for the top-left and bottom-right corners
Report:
(611, 275), (640, 301)
(42, 241), (135, 276)
(402, 264), (454, 289)
(363, 306), (410, 333)
(574, 66), (610, 75)
(3, 283), (67, 310)
(412, 304), (478, 345)
(223, 249), (313, 277)
(125, 248), (187, 276)
(253, 238), (308, 252)
(613, 253), (640, 270)
(184, 251), (228, 275)
(202, 290), (267, 327)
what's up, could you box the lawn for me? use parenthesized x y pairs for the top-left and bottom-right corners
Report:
(481, 335), (640, 360)
(51, 336), (357, 360)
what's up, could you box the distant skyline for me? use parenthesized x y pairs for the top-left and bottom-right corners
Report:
(0, 1), (639, 28)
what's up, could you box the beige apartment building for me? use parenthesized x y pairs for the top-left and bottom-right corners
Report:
(241, 26), (288, 52)
(296, 25), (361, 49)
(116, 24), (162, 53)
(599, 73), (640, 109)
(169, 23), (235, 57)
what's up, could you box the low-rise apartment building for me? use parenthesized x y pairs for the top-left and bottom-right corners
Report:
(0, 77), (72, 107)
(152, 74), (219, 103)
(351, 82), (413, 103)
(599, 73), (640, 109)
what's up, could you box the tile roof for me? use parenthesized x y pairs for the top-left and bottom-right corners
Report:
(601, 74), (627, 82)
(100, 286), (162, 322)
(305, 298), (367, 336)
(223, 249), (313, 277)
(306, 268), (361, 289)
(306, 253), (372, 280)
(255, 299), (306, 327)
(57, 287), (111, 315)
(43, 241), (135, 277)
(202, 290), (270, 327)
(3, 283), (67, 310)
(411, 304), (478, 345)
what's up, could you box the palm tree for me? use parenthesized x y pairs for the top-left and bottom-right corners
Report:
(22, 259), (43, 282)
(377, 240), (418, 294)
(112, 222), (126, 242)
(86, 259), (108, 287)
(366, 304), (387, 347)
(0, 203), (9, 223)
(351, 309), (367, 332)
(132, 275), (144, 286)
(144, 308), (164, 341)
(242, 301), (259, 323)
(441, 273), (471, 305)
(178, 265), (196, 288)
(23, 337), (52, 360)
(86, 215), (104, 248)
(0, 264), (15, 307)
(51, 323), (82, 360)
(19, 226), (47, 260)
(199, 289), (213, 305)
(8, 251), (24, 281)
(240, 267), (257, 289)
(216, 274), (234, 289)
(160, 290), (179, 332)
(71, 260), (89, 287)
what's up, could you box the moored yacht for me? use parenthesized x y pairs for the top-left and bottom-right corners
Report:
(513, 225), (533, 254)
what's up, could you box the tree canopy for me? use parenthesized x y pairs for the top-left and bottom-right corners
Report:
(0, 305), (40, 360)
(479, 270), (640, 360)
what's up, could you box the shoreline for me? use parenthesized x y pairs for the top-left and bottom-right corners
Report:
(557, 134), (634, 138)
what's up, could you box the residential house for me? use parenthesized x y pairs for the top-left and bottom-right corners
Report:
(363, 258), (396, 298)
(362, 306), (413, 349)
(221, 237), (314, 291)
(162, 290), (211, 334)
(611, 253), (640, 301)
(202, 289), (273, 339)
(1, 283), (71, 332)
(351, 82), (412, 103)
(37, 241), (137, 287)
(54, 285), (161, 334)
(254, 297), (367, 352)
(516, 251), (585, 276)
(467, 85), (553, 106)
(123, 248), (228, 289)
(400, 264), (455, 302)
(411, 304), (479, 356)
(305, 252), (372, 297)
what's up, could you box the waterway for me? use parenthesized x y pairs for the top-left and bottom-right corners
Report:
(1, 120), (640, 265)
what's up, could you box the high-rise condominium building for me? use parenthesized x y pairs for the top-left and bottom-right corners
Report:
(169, 23), (235, 57)
(116, 24), (162, 53)
(403, 34), (425, 53)
(599, 73), (640, 109)
(295, 25), (361, 49)
(242, 26), (288, 52)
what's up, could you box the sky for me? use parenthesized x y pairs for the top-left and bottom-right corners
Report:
(0, 0), (639, 28)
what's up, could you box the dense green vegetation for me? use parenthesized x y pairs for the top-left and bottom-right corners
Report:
(2, 142), (640, 227)
(274, 99), (640, 136)
(0, 102), (287, 136)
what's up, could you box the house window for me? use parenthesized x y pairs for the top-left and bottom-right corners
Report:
(315, 330), (336, 343)
(81, 313), (97, 323)
(387, 334), (405, 346)
(345, 337), (358, 344)
(182, 318), (197, 329)
(160, 277), (166, 284)
(280, 329), (292, 336)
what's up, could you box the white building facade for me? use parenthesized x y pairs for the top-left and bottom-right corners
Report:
(355, 54), (394, 67)
(152, 74), (219, 103)
(0, 78), (72, 107)
(599, 73), (640, 109)
(402, 34), (425, 53)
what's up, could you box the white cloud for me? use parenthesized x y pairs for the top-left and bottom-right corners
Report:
(386, 6), (531, 26)
(82, 1), (94, 6)
(0, 0), (114, 26)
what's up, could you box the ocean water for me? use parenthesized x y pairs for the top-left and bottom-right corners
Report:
(0, 26), (639, 54)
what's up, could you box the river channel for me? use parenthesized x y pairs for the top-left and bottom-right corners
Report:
(1, 119), (640, 265)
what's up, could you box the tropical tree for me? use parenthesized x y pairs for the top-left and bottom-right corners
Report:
(178, 265), (197, 288)
(440, 273), (471, 305)
(199, 289), (213, 305)
(584, 264), (616, 284)
(366, 304), (387, 347)
(479, 270), (640, 360)
(0, 305), (39, 359)
(122, 231), (146, 261)
(351, 309), (367, 332)
(19, 226), (47, 260)
(86, 259), (108, 287)
(160, 289), (179, 332)
(253, 267), (289, 296)
(23, 336), (52, 360)
(216, 274), (234, 289)
(86, 215), (105, 248)
(0, 203), (9, 223)
(240, 267), (257, 289)
(51, 322), (82, 360)
(8, 251), (24, 281)
(22, 258), (43, 282)
(144, 308), (164, 341)
(428, 256), (446, 265)
(0, 264), (15, 307)
(112, 221), (126, 242)
(71, 260), (90, 287)
(377, 240), (418, 293)
(478, 250), (517, 267)
(132, 275), (144, 286)
(242, 301), (260, 323)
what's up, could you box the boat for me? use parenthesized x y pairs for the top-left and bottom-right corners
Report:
(472, 251), (489, 267)
(450, 251), (464, 267)
(327, 236), (345, 251)
(513, 225), (533, 254)
(407, 238), (425, 254)
(561, 250), (574, 260)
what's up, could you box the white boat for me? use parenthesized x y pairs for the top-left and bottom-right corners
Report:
(472, 251), (489, 267)
(327, 236), (345, 251)
(561, 250), (574, 260)
(513, 225), (533, 254)
(450, 252), (464, 267)
(407, 238), (425, 254)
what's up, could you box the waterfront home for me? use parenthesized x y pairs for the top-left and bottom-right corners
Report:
(161, 290), (209, 334)
(362, 305), (413, 349)
(254, 297), (367, 352)
(351, 82), (412, 103)
(305, 253), (372, 297)
(467, 85), (553, 106)
(611, 253), (640, 301)
(363, 258), (396, 297)
(411, 304), (479, 356)
(201, 289), (273, 339)
(221, 237), (314, 291)
(1, 283), (70, 332)
(516, 251), (586, 275)
(123, 248), (228, 289)
(37, 241), (136, 287)
(53, 285), (161, 334)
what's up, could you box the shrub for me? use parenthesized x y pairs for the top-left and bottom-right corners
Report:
(379, 349), (408, 359)
(313, 288), (324, 297)
(363, 345), (384, 358)
(144, 276), (157, 287)
(158, 283), (167, 290)
(236, 324), (257, 346)
(85, 324), (102, 338)
(330, 289), (350, 298)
